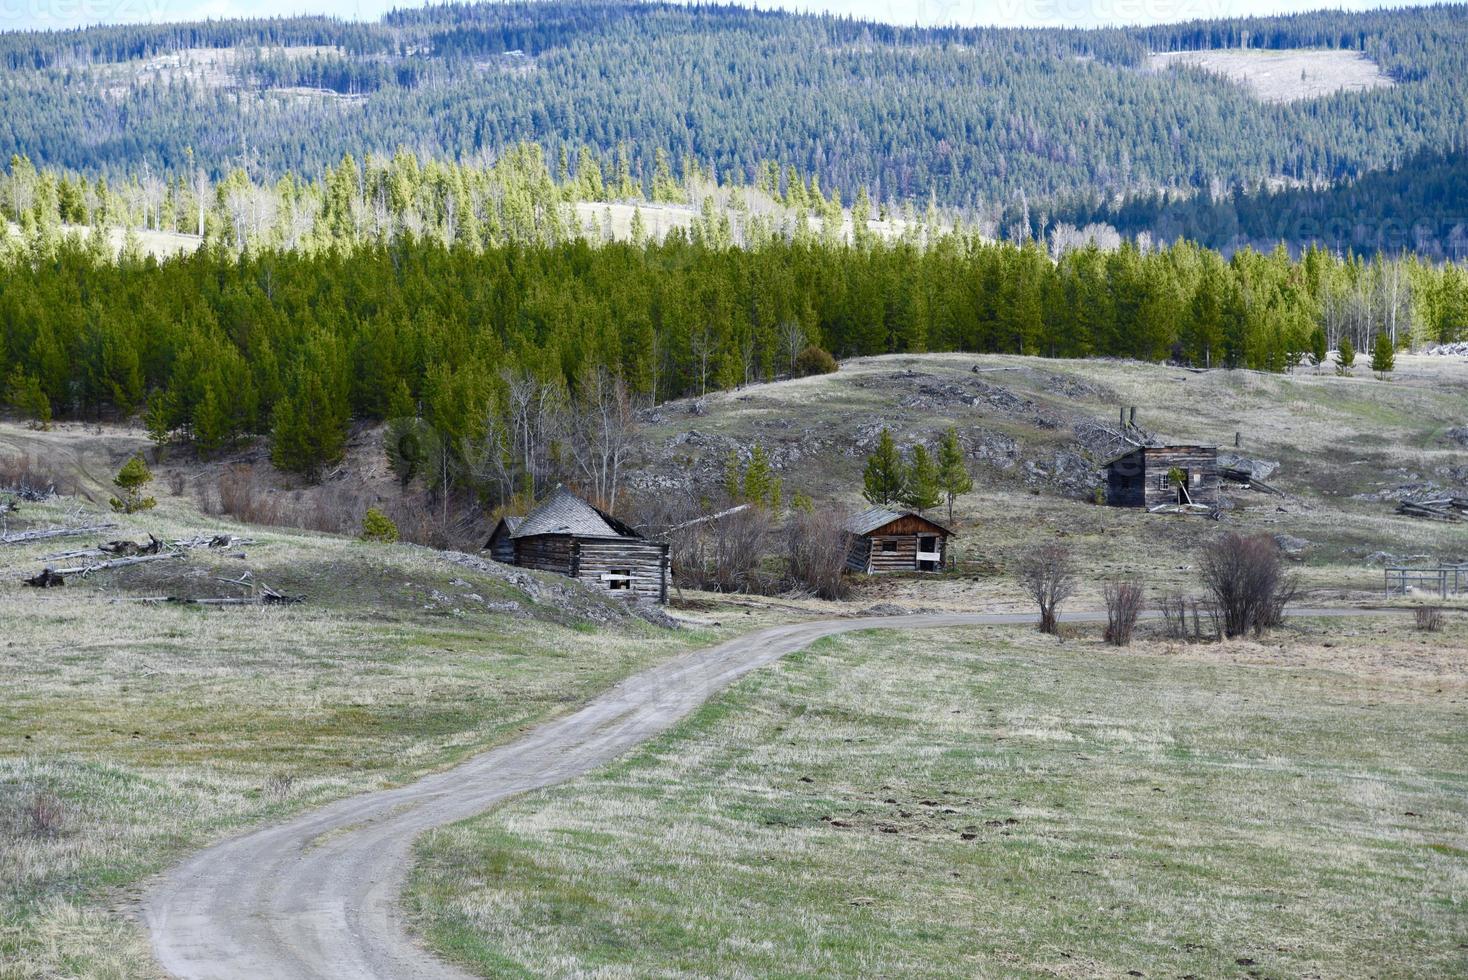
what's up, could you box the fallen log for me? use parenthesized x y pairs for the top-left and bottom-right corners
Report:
(100, 534), (166, 557)
(25, 551), (186, 586)
(126, 592), (304, 606)
(1, 522), (118, 545)
(1397, 501), (1464, 522)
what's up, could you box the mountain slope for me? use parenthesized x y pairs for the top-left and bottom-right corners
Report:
(1, 1), (1466, 210)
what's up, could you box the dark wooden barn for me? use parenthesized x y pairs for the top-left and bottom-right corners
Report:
(843, 508), (953, 574)
(486, 487), (670, 603)
(1102, 445), (1220, 509)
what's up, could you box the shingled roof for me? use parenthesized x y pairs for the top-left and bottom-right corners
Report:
(510, 486), (641, 540)
(843, 507), (953, 537)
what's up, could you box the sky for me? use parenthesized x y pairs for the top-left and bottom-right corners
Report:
(0, 0), (1435, 35)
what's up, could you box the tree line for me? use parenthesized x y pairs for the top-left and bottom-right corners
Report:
(2, 230), (1464, 493)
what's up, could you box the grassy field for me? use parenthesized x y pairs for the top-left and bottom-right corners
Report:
(0, 486), (723, 978)
(407, 619), (1468, 978)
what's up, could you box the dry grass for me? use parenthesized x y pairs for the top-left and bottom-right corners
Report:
(0, 488), (725, 978)
(407, 618), (1468, 978)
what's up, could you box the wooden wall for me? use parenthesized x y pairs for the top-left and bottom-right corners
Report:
(487, 526), (516, 564)
(511, 535), (669, 602)
(1106, 447), (1220, 509)
(572, 538), (669, 602)
(847, 532), (946, 574)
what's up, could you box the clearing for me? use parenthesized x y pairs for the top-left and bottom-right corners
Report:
(1147, 48), (1394, 103)
(407, 620), (1468, 978)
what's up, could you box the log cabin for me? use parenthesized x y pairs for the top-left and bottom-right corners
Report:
(1102, 445), (1220, 509)
(485, 487), (670, 603)
(843, 508), (953, 574)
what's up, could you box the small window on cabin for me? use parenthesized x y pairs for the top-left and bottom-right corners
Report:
(881, 540), (897, 552)
(609, 569), (631, 590)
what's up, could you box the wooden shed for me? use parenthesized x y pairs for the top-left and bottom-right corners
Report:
(843, 508), (953, 574)
(486, 487), (670, 603)
(1102, 445), (1220, 509)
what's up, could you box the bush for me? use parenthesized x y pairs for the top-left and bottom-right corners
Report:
(1018, 543), (1076, 635)
(786, 506), (851, 600)
(1415, 606), (1444, 632)
(1198, 532), (1296, 638)
(109, 456), (156, 513)
(25, 791), (65, 839)
(793, 345), (838, 377)
(1103, 578), (1144, 646)
(360, 507), (400, 543)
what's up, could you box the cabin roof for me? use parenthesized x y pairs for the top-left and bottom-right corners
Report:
(843, 507), (953, 537)
(507, 486), (642, 541)
(1100, 444), (1217, 469)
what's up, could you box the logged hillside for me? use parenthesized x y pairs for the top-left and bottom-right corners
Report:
(1, 2), (1467, 214)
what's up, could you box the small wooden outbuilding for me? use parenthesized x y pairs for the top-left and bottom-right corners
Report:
(843, 508), (953, 574)
(486, 486), (669, 603)
(1102, 445), (1220, 509)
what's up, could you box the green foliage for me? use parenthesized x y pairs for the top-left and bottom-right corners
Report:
(793, 345), (838, 377)
(360, 507), (399, 543)
(109, 456), (156, 513)
(5, 366), (50, 429)
(1336, 337), (1356, 375)
(1309, 326), (1328, 368)
(725, 444), (783, 510)
(271, 337), (349, 481)
(936, 427), (972, 524)
(862, 429), (907, 507)
(900, 444), (942, 514)
(1371, 332), (1396, 378)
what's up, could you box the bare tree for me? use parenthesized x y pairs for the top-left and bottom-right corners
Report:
(193, 168), (210, 238)
(1197, 533), (1295, 638)
(1103, 578), (1144, 646)
(1018, 543), (1076, 635)
(786, 506), (851, 600)
(567, 366), (637, 511)
(779, 319), (805, 375)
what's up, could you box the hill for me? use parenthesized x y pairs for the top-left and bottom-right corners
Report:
(1, 1), (1466, 218)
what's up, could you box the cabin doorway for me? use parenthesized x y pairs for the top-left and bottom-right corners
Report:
(1175, 470), (1193, 505)
(917, 535), (940, 572)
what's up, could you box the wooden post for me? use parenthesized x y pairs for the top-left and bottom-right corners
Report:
(1129, 406), (1137, 428)
(1234, 431), (1241, 448)
(1119, 406), (1126, 429)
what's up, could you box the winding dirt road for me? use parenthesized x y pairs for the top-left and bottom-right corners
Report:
(143, 607), (1403, 979)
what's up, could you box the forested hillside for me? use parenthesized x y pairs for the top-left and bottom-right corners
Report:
(3, 231), (1464, 487)
(1, 1), (1466, 215)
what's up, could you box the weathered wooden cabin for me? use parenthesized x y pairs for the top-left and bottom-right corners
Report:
(1103, 445), (1220, 509)
(843, 508), (953, 574)
(486, 487), (670, 603)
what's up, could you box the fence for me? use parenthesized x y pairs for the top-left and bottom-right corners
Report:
(1384, 563), (1468, 599)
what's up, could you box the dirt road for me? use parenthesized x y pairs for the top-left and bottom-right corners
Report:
(143, 607), (1405, 979)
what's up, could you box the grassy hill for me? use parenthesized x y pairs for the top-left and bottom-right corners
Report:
(632, 352), (1468, 603)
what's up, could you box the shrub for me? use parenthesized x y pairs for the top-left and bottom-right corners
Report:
(1103, 578), (1144, 646)
(786, 506), (851, 600)
(1198, 532), (1296, 638)
(1018, 543), (1076, 635)
(25, 791), (65, 839)
(793, 345), (838, 377)
(109, 456), (157, 513)
(360, 507), (400, 543)
(1415, 606), (1444, 632)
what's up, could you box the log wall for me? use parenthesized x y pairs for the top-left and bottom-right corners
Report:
(572, 538), (669, 602)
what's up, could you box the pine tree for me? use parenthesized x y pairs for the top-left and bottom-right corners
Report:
(1309, 326), (1327, 369)
(862, 428), (907, 507)
(1335, 336), (1356, 376)
(110, 456), (156, 513)
(5, 367), (50, 429)
(936, 427), (972, 524)
(901, 444), (942, 513)
(271, 357), (348, 482)
(742, 444), (774, 508)
(1371, 331), (1395, 379)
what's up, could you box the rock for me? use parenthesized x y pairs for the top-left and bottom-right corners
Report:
(1218, 452), (1279, 482)
(1273, 534), (1309, 557)
(1445, 427), (1468, 448)
(690, 398), (709, 417)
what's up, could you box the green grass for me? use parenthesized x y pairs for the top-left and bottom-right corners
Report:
(407, 622), (1468, 979)
(0, 497), (718, 979)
